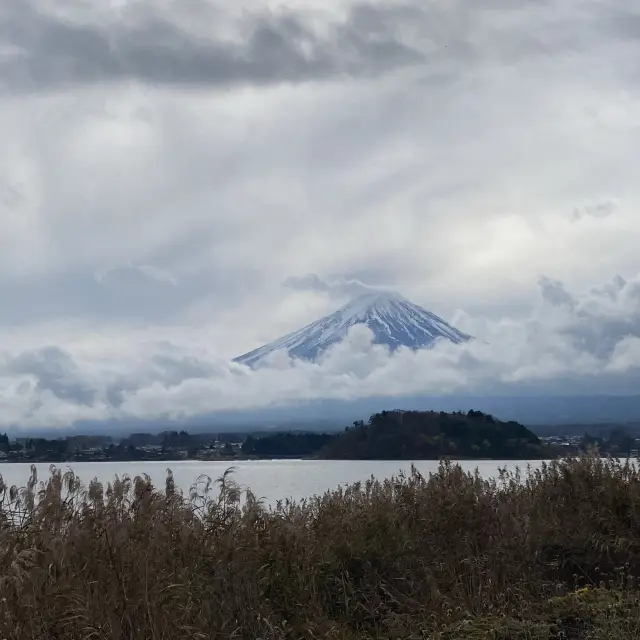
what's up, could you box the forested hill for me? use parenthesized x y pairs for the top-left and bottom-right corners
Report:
(242, 410), (548, 459)
(324, 410), (543, 459)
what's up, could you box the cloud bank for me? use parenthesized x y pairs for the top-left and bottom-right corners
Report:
(0, 274), (638, 429)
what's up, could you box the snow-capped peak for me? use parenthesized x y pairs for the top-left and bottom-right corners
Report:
(234, 290), (471, 367)
(335, 290), (407, 320)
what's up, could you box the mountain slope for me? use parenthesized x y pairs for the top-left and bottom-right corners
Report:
(234, 291), (470, 366)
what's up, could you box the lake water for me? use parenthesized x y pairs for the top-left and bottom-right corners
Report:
(0, 459), (547, 505)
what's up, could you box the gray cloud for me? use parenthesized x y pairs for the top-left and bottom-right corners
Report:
(563, 275), (640, 360)
(538, 276), (575, 308)
(529, 275), (640, 361)
(0, 1), (425, 92)
(572, 199), (620, 221)
(144, 342), (220, 389)
(2, 346), (96, 406)
(0, 267), (200, 326)
(282, 273), (331, 293)
(1, 0), (627, 93)
(103, 345), (218, 410)
(96, 264), (178, 287)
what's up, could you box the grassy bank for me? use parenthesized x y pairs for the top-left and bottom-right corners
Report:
(1, 457), (640, 638)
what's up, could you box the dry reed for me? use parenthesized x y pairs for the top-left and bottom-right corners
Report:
(0, 456), (639, 638)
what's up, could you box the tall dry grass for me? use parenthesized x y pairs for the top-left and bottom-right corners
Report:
(0, 457), (640, 638)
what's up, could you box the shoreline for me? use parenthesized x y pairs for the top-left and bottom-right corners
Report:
(0, 453), (577, 464)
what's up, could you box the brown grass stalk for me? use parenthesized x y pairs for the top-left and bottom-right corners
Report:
(0, 456), (639, 638)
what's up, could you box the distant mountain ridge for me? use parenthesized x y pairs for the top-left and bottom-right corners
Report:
(234, 290), (470, 366)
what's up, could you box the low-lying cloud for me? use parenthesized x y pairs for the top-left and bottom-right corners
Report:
(0, 273), (638, 429)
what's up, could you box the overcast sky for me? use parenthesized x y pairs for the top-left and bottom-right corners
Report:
(1, 0), (639, 428)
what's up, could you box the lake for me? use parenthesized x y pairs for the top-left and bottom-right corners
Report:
(0, 459), (548, 505)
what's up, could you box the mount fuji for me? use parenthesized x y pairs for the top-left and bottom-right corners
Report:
(234, 291), (471, 366)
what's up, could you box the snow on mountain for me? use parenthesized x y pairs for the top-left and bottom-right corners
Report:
(234, 290), (471, 366)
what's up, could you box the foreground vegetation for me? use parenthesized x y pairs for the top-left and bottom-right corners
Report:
(2, 457), (640, 638)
